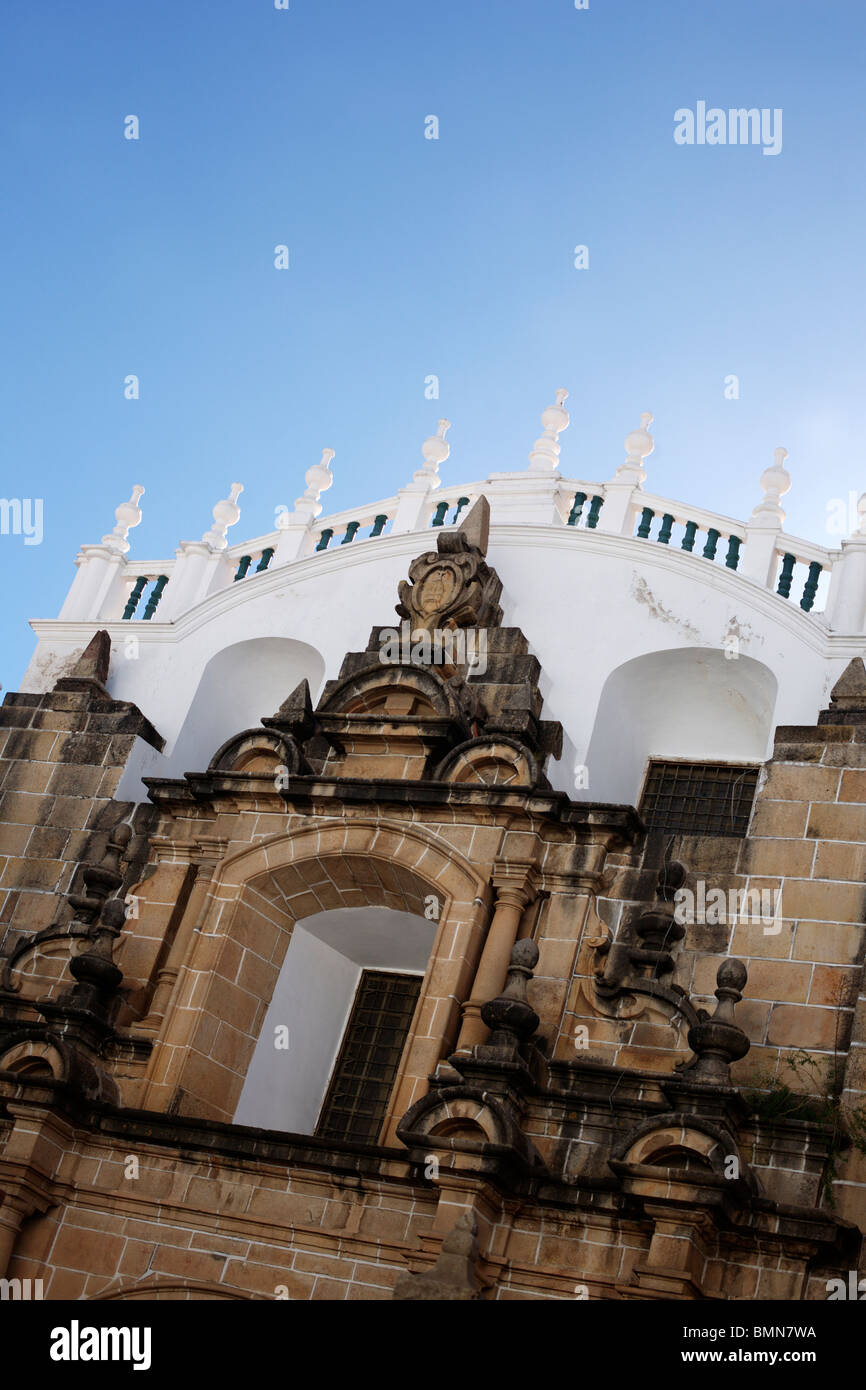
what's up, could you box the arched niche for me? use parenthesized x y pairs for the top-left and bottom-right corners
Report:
(162, 637), (325, 777)
(233, 904), (436, 1136)
(581, 647), (778, 805)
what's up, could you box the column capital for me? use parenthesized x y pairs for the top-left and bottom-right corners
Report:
(490, 859), (539, 910)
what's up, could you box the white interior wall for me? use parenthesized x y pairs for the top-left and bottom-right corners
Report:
(581, 648), (778, 806)
(233, 907), (435, 1136)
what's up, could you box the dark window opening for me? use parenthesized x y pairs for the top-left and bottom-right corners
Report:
(639, 760), (758, 838)
(315, 969), (421, 1144)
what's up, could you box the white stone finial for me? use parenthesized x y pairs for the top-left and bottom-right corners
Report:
(202, 482), (244, 550)
(101, 485), (145, 554)
(611, 412), (654, 486)
(528, 390), (570, 471)
(750, 446), (791, 526)
(856, 492), (866, 536)
(413, 420), (451, 489)
(294, 448), (335, 519)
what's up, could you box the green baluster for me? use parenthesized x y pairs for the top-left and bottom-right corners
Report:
(567, 491), (586, 526)
(586, 496), (603, 529)
(725, 536), (742, 570)
(431, 502), (449, 527)
(142, 575), (168, 620)
(453, 496), (470, 523)
(703, 528), (720, 560)
(658, 513), (674, 545)
(255, 547), (274, 572)
(370, 514), (388, 537)
(636, 507), (655, 539)
(122, 576), (148, 620)
(315, 529), (334, 551)
(801, 561), (822, 612)
(681, 521), (698, 553)
(777, 552), (795, 598)
(341, 521), (361, 545)
(234, 555), (252, 582)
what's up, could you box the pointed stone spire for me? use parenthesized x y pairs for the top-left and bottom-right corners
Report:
(201, 483), (243, 550)
(686, 959), (750, 1083)
(293, 449), (335, 521)
(100, 485), (144, 555)
(528, 390), (569, 471)
(750, 446), (791, 526)
(413, 420), (450, 489)
(615, 411), (654, 484)
(456, 494), (489, 555)
(263, 677), (317, 742)
(819, 657), (866, 726)
(54, 630), (112, 694)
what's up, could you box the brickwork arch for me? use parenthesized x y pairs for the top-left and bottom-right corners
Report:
(145, 820), (492, 1141)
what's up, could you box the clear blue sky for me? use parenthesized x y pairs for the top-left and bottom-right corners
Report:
(2, 0), (864, 691)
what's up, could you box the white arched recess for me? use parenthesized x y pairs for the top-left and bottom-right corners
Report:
(233, 906), (436, 1135)
(581, 647), (779, 807)
(116, 636), (325, 799)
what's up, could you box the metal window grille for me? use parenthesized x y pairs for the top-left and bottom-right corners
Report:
(639, 760), (758, 838)
(315, 970), (422, 1144)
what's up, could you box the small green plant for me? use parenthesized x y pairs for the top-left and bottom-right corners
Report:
(745, 1034), (866, 1207)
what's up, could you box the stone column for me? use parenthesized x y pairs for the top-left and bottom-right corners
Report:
(455, 860), (538, 1050)
(141, 838), (226, 1028)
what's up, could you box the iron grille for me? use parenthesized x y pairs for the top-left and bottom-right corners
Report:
(315, 970), (422, 1144)
(639, 760), (758, 838)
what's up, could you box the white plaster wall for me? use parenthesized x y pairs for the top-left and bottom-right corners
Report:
(581, 649), (778, 806)
(233, 908), (434, 1135)
(27, 526), (864, 806)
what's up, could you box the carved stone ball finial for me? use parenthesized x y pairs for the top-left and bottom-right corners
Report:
(202, 483), (244, 550)
(686, 957), (750, 1084)
(480, 938), (540, 1049)
(528, 390), (570, 471)
(101, 485), (145, 554)
(750, 446), (791, 526)
(67, 822), (132, 926)
(295, 449), (335, 518)
(414, 420), (451, 488)
(617, 412), (654, 483)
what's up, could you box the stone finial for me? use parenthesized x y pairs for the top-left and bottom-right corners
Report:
(750, 446), (791, 526)
(686, 958), (750, 1084)
(614, 412), (654, 484)
(201, 483), (243, 550)
(100, 485), (145, 554)
(67, 822), (132, 928)
(855, 493), (866, 536)
(264, 677), (317, 742)
(634, 859), (686, 960)
(413, 420), (451, 488)
(393, 1212), (482, 1301)
(528, 390), (570, 471)
(479, 938), (540, 1052)
(294, 449), (335, 520)
(819, 657), (866, 728)
(54, 630), (112, 694)
(454, 494), (489, 556)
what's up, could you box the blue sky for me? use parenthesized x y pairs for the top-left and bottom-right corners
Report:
(2, 0), (865, 690)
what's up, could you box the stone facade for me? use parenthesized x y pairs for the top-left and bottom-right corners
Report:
(1, 500), (865, 1301)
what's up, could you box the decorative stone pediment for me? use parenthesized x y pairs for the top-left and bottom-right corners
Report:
(396, 497), (503, 634)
